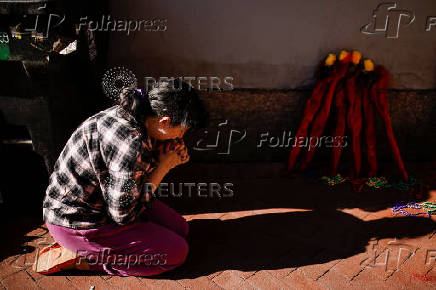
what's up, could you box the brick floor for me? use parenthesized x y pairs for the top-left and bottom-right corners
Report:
(1, 163), (435, 289)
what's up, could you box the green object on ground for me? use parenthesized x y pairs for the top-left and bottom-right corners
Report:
(0, 42), (9, 60)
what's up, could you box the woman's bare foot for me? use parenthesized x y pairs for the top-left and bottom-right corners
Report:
(33, 243), (90, 274)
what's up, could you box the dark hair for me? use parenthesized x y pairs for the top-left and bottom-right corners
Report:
(118, 79), (209, 137)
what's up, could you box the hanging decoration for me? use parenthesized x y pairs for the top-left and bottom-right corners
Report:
(286, 50), (415, 192)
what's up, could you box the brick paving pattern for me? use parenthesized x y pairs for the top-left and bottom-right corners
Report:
(1, 163), (435, 289)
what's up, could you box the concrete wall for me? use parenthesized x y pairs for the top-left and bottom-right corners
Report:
(105, 0), (436, 164)
(183, 90), (436, 163)
(108, 0), (436, 89)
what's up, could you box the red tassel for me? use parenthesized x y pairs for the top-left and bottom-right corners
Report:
(371, 66), (408, 181)
(364, 76), (378, 177)
(286, 64), (332, 172)
(345, 70), (363, 178)
(299, 54), (351, 170)
(329, 80), (347, 176)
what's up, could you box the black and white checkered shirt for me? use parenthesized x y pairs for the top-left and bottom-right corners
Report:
(43, 105), (158, 229)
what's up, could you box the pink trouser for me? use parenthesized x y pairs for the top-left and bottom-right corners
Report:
(46, 200), (189, 276)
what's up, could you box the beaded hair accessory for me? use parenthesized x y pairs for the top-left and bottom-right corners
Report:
(101, 66), (138, 101)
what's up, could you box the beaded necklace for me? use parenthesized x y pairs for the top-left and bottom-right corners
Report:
(392, 202), (436, 218)
(319, 175), (422, 191)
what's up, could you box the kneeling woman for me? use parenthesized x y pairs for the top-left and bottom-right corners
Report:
(36, 81), (208, 276)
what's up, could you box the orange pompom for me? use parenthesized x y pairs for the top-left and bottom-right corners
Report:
(339, 50), (349, 61)
(325, 53), (336, 66)
(352, 51), (362, 65)
(364, 59), (374, 71)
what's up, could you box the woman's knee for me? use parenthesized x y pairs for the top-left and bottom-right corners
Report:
(166, 236), (189, 266)
(176, 237), (189, 265)
(180, 218), (189, 238)
(148, 200), (190, 238)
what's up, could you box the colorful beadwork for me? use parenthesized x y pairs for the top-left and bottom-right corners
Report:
(392, 201), (436, 218)
(320, 174), (423, 194)
(365, 177), (389, 188)
(320, 174), (346, 186)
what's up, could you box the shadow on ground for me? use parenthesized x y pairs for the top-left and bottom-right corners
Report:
(156, 210), (435, 279)
(161, 162), (435, 215)
(1, 151), (435, 278)
(0, 144), (48, 262)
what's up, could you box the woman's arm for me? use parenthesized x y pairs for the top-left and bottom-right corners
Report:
(101, 136), (189, 225)
(146, 140), (189, 195)
(146, 165), (169, 194)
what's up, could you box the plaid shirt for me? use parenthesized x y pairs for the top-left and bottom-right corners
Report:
(43, 105), (159, 229)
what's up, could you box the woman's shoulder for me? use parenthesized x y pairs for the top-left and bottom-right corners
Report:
(92, 105), (119, 121)
(65, 106), (128, 142)
(81, 106), (130, 131)
(92, 105), (136, 125)
(91, 106), (143, 143)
